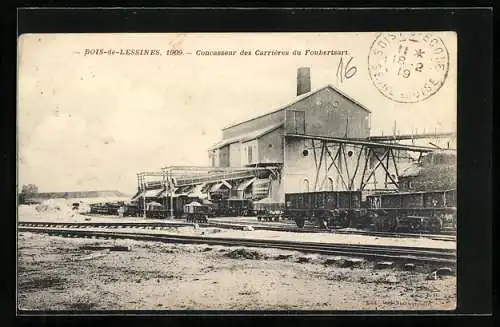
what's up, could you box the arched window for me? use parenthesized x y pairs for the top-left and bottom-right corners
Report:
(302, 179), (310, 193)
(327, 177), (334, 191)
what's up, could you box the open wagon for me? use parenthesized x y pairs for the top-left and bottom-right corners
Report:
(365, 189), (457, 233)
(253, 198), (283, 222)
(284, 191), (362, 229)
(183, 201), (213, 223)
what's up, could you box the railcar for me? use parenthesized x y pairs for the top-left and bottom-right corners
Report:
(89, 202), (121, 215)
(365, 189), (456, 233)
(183, 202), (214, 223)
(284, 191), (362, 228)
(254, 199), (283, 222)
(213, 199), (253, 217)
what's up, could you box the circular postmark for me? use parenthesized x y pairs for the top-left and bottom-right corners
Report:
(368, 32), (449, 103)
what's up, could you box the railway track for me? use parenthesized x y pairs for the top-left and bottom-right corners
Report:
(205, 221), (456, 241)
(18, 224), (456, 265)
(18, 221), (191, 229)
(18, 220), (456, 242)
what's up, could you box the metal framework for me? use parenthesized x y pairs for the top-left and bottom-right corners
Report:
(286, 133), (456, 192)
(366, 132), (456, 142)
(136, 165), (281, 219)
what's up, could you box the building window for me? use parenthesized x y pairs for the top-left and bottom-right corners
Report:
(303, 179), (310, 193)
(286, 110), (306, 134)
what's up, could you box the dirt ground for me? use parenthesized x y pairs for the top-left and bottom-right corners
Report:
(17, 232), (456, 311)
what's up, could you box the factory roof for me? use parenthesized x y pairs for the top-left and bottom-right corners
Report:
(222, 84), (372, 131)
(209, 122), (283, 150)
(236, 177), (257, 191)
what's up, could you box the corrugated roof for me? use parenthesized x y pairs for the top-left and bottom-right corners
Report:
(131, 188), (164, 199)
(172, 185), (196, 197)
(222, 85), (371, 131)
(188, 183), (209, 198)
(236, 177), (256, 191)
(144, 189), (164, 198)
(130, 190), (143, 201)
(210, 180), (232, 192)
(185, 201), (202, 207)
(209, 123), (283, 150)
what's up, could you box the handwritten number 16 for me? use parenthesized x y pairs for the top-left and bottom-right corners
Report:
(337, 56), (357, 83)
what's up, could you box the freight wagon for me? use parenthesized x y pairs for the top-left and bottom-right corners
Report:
(141, 196), (192, 218)
(284, 189), (456, 233)
(212, 199), (253, 217)
(284, 191), (362, 228)
(365, 189), (457, 233)
(89, 202), (122, 215)
(254, 198), (283, 222)
(183, 202), (214, 223)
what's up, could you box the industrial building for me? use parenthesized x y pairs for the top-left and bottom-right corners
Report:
(132, 67), (447, 215)
(207, 67), (373, 201)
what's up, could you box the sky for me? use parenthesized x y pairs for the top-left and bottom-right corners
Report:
(17, 32), (457, 194)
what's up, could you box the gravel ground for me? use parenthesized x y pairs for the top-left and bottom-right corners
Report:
(17, 232), (456, 311)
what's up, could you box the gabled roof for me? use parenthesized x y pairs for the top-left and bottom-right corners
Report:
(210, 180), (232, 192)
(236, 177), (257, 191)
(222, 85), (371, 131)
(209, 122), (283, 150)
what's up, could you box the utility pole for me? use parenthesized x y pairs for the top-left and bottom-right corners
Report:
(169, 169), (174, 220)
(162, 169), (167, 219)
(142, 173), (147, 219)
(392, 120), (397, 141)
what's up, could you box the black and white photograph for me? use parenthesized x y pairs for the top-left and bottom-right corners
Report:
(17, 31), (458, 311)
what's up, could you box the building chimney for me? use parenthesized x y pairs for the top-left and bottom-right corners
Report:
(297, 67), (311, 96)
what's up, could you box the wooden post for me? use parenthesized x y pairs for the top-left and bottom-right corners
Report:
(325, 146), (349, 190)
(359, 148), (370, 190)
(372, 150), (399, 188)
(169, 170), (174, 219)
(341, 144), (351, 190)
(313, 142), (325, 191)
(311, 139), (318, 171)
(324, 144), (328, 190)
(385, 151), (390, 188)
(338, 144), (343, 189)
(361, 149), (389, 190)
(390, 149), (400, 178)
(349, 145), (364, 190)
(142, 174), (147, 219)
(283, 133), (287, 198)
(319, 146), (338, 190)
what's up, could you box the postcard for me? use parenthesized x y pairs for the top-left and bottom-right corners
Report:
(17, 32), (457, 311)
